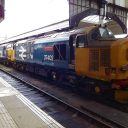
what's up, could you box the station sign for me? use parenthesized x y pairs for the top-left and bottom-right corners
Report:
(0, 0), (4, 22)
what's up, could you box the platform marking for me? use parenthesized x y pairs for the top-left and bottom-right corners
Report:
(0, 77), (65, 128)
(0, 101), (18, 128)
(0, 79), (18, 97)
(0, 87), (18, 97)
(18, 95), (65, 128)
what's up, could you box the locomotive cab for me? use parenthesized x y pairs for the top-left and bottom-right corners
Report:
(75, 26), (128, 102)
(75, 26), (115, 80)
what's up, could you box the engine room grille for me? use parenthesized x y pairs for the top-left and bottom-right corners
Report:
(89, 47), (110, 71)
(89, 48), (99, 71)
(100, 48), (110, 67)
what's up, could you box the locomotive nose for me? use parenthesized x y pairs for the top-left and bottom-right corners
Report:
(119, 39), (128, 72)
(111, 38), (128, 103)
(111, 38), (128, 85)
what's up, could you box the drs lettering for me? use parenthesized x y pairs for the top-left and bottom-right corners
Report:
(44, 55), (53, 61)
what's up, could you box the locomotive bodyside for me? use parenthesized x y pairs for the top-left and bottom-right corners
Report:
(33, 36), (74, 79)
(7, 47), (15, 64)
(34, 37), (70, 68)
(0, 45), (13, 65)
(15, 40), (33, 62)
(14, 39), (34, 71)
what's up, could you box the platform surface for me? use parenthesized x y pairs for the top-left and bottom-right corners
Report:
(0, 77), (64, 128)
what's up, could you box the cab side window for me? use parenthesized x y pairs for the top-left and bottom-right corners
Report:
(76, 35), (88, 48)
(91, 29), (100, 40)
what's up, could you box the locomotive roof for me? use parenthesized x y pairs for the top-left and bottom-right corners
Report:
(34, 26), (97, 44)
(34, 34), (69, 44)
(16, 39), (28, 45)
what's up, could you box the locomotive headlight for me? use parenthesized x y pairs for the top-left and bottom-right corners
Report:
(105, 67), (111, 75)
(111, 68), (116, 73)
(105, 67), (116, 75)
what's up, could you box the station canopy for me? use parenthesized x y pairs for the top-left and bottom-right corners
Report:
(68, 0), (128, 34)
(0, 0), (128, 44)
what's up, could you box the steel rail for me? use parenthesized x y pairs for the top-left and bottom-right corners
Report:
(0, 68), (126, 128)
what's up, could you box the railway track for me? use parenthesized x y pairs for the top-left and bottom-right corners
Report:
(0, 67), (128, 128)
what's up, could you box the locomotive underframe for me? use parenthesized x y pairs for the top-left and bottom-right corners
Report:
(13, 60), (113, 94)
(0, 57), (128, 103)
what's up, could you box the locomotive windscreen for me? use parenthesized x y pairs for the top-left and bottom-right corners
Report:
(91, 27), (115, 40)
(99, 28), (115, 39)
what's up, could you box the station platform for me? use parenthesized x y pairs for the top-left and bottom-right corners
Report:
(0, 77), (64, 128)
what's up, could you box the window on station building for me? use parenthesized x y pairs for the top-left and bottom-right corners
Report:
(54, 43), (66, 61)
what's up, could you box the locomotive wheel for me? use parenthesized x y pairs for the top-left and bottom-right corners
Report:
(50, 71), (63, 84)
(50, 72), (58, 81)
(52, 72), (57, 81)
